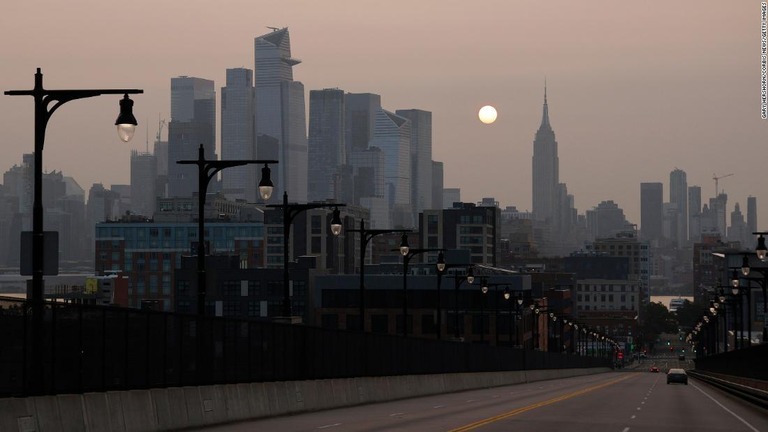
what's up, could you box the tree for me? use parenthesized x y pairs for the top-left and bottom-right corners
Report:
(639, 302), (677, 352)
(674, 299), (706, 330)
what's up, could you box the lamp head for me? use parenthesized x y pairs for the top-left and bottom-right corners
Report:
(115, 94), (137, 142)
(731, 269), (739, 288)
(330, 207), (342, 236)
(757, 234), (768, 261)
(399, 233), (410, 256)
(258, 164), (274, 200)
(503, 288), (510, 300)
(742, 255), (751, 276)
(436, 252), (446, 273)
(466, 266), (474, 284)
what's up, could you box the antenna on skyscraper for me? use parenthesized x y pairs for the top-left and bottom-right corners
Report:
(267, 26), (280, 31)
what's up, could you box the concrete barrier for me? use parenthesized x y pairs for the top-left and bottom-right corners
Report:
(0, 367), (610, 431)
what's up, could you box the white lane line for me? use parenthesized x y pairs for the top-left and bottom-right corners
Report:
(466, 399), (475, 403)
(641, 401), (645, 405)
(389, 413), (404, 417)
(622, 427), (630, 432)
(691, 383), (760, 432)
(317, 423), (341, 429)
(631, 415), (636, 419)
(433, 405), (444, 409)
(636, 407), (642, 411)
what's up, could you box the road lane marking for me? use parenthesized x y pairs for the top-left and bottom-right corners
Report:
(691, 383), (760, 432)
(449, 374), (636, 431)
(622, 428), (630, 432)
(317, 423), (341, 429)
(389, 413), (404, 417)
(433, 405), (444, 409)
(631, 415), (636, 419)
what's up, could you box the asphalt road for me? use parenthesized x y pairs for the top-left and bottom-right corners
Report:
(200, 371), (768, 432)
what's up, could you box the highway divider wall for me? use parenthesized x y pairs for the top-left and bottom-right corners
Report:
(0, 367), (610, 432)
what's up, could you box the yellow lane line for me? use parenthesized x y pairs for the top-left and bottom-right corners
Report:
(449, 374), (637, 432)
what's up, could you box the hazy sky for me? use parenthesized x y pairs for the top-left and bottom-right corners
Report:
(2, 1), (766, 232)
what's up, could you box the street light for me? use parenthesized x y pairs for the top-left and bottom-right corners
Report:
(268, 192), (345, 319)
(5, 68), (142, 304)
(178, 144), (277, 316)
(5, 68), (142, 395)
(347, 220), (410, 331)
(396, 233), (443, 337)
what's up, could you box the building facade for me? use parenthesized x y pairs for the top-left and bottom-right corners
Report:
(221, 68), (257, 202)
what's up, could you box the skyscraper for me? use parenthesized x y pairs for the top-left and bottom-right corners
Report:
(688, 185), (701, 242)
(255, 27), (307, 202)
(220, 68), (256, 202)
(640, 182), (663, 245)
(669, 168), (688, 247)
(308, 88), (346, 202)
(371, 109), (412, 227)
(130, 150), (157, 217)
(167, 76), (216, 198)
(531, 84), (559, 224)
(747, 195), (757, 236)
(396, 109), (433, 220)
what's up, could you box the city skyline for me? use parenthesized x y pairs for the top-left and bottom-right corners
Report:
(1, 1), (766, 231)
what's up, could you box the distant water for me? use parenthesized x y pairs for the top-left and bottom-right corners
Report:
(651, 295), (693, 310)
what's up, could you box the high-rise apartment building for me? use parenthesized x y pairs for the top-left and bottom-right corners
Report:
(669, 168), (688, 247)
(167, 76), (216, 198)
(221, 68), (256, 202)
(308, 89), (346, 202)
(255, 27), (307, 202)
(531, 85), (559, 224)
(640, 182), (663, 245)
(396, 109), (433, 221)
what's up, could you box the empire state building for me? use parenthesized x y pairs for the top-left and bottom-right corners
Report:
(531, 84), (559, 223)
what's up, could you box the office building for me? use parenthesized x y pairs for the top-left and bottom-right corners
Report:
(640, 182), (663, 245)
(130, 150), (157, 218)
(167, 76), (216, 198)
(255, 27), (307, 202)
(396, 109), (433, 221)
(221, 68), (257, 202)
(308, 88), (346, 202)
(531, 85), (559, 224)
(669, 168), (688, 247)
(370, 109), (412, 227)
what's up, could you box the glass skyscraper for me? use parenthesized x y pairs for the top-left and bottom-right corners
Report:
(221, 68), (256, 202)
(255, 27), (307, 202)
(167, 76), (216, 198)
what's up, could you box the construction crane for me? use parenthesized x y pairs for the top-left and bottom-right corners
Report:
(713, 173), (733, 196)
(156, 116), (166, 143)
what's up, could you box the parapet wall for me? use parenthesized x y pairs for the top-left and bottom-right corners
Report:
(0, 367), (610, 432)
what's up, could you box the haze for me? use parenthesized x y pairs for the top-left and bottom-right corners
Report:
(1, 1), (765, 230)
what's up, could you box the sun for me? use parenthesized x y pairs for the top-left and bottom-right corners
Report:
(478, 105), (497, 124)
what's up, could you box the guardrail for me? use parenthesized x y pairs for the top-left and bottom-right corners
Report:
(688, 370), (768, 409)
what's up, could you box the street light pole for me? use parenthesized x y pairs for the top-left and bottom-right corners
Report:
(396, 234), (443, 337)
(268, 192), (344, 319)
(347, 220), (409, 332)
(451, 267), (474, 340)
(178, 144), (277, 316)
(6, 69), (142, 396)
(5, 68), (142, 305)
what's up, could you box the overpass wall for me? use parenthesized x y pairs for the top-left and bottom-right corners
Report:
(0, 367), (609, 431)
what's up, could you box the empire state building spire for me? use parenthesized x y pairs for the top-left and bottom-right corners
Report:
(540, 79), (551, 129)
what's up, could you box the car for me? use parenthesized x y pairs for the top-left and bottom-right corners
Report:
(650, 366), (659, 373)
(667, 368), (688, 384)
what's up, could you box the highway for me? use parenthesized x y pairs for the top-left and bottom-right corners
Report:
(202, 371), (768, 432)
